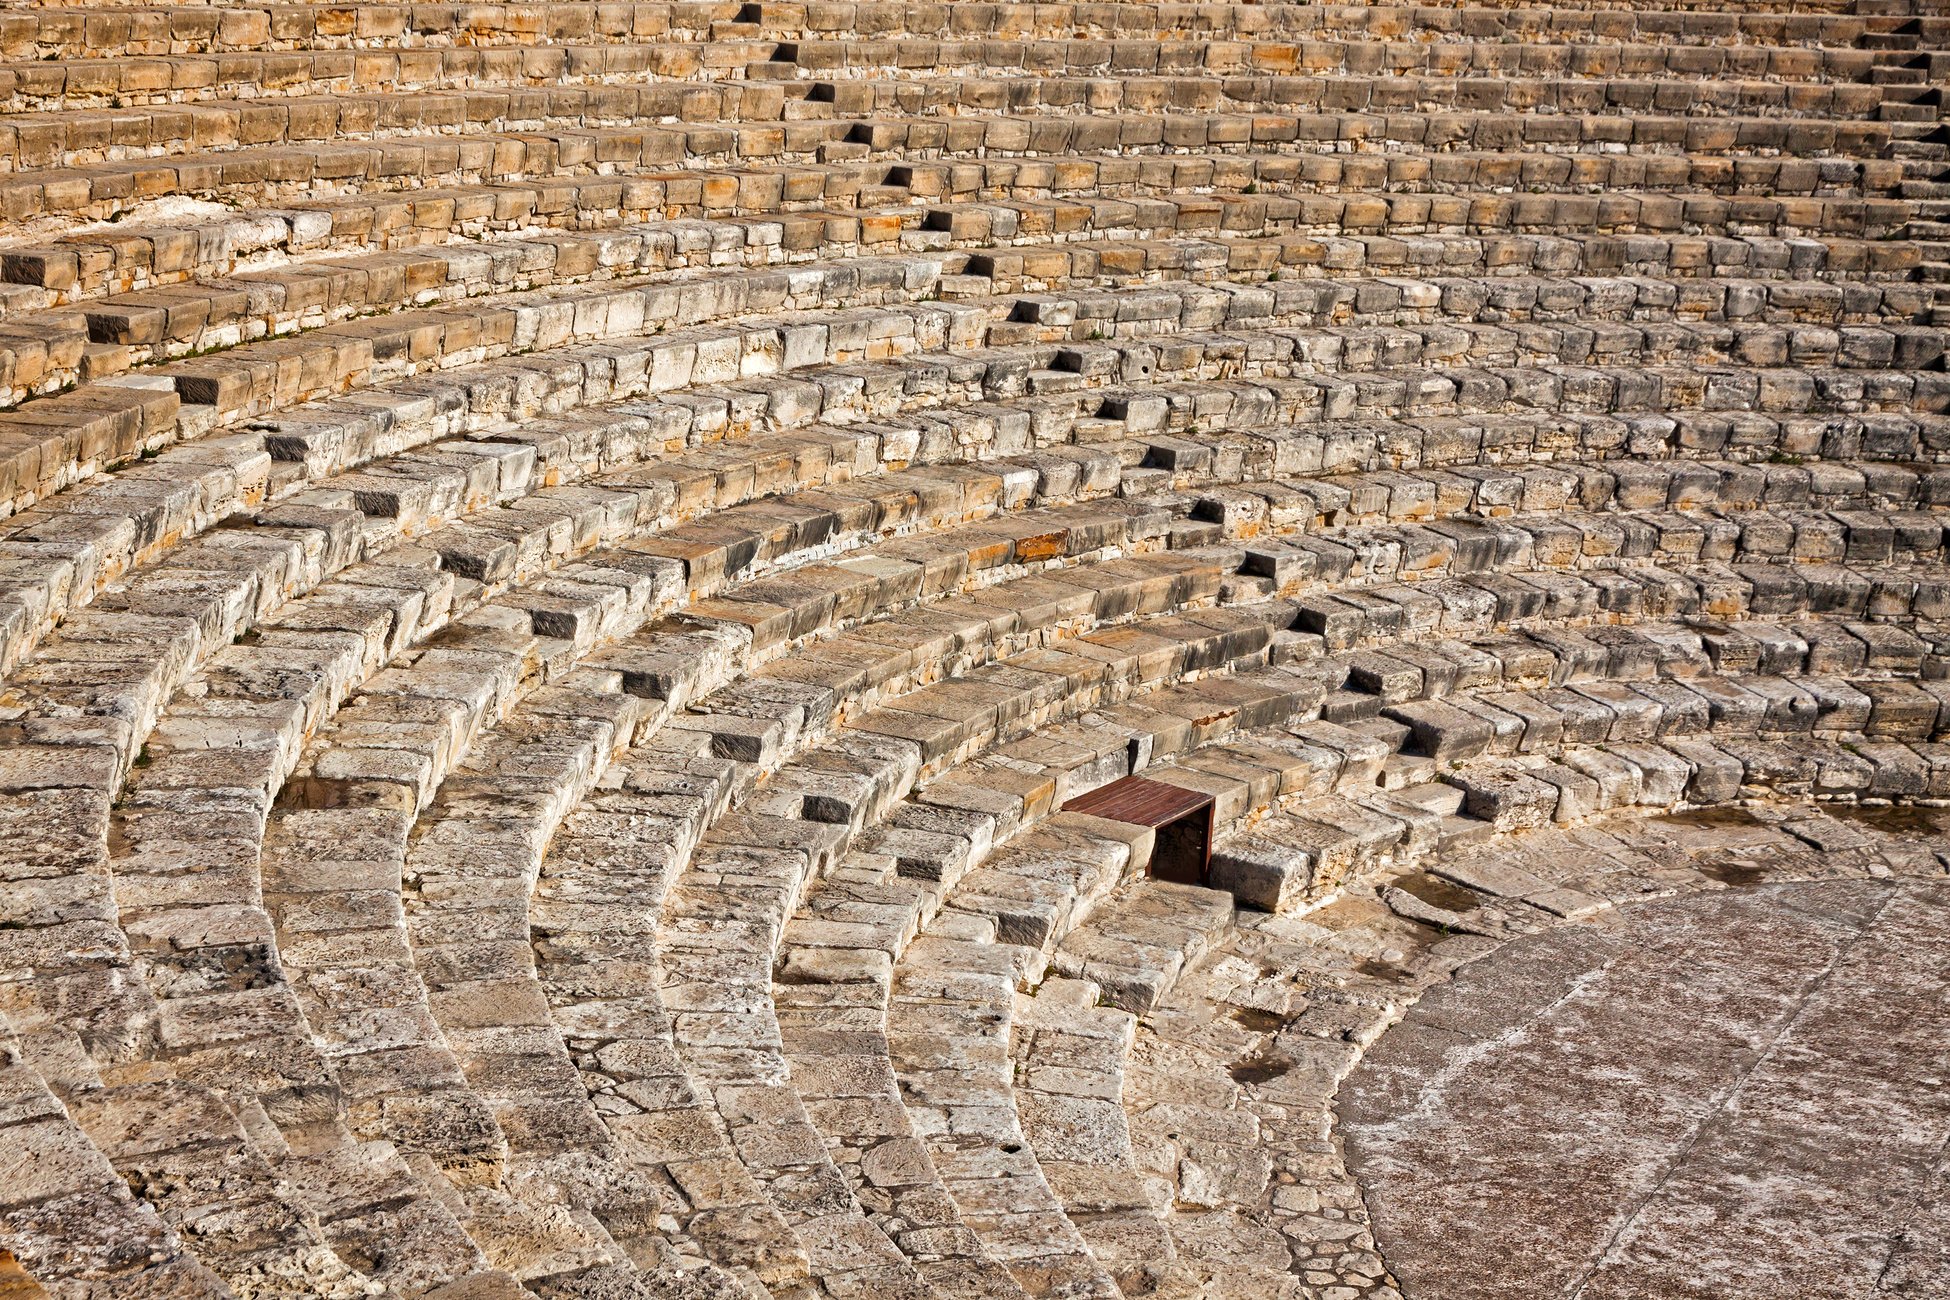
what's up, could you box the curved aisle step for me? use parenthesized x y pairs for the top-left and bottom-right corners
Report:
(763, 660), (1327, 1299)
(0, 736), (428, 1296)
(1014, 907), (1307, 1300)
(0, 1013), (234, 1300)
(267, 479), (1226, 1289)
(642, 589), (1302, 1294)
(649, 594), (1294, 1297)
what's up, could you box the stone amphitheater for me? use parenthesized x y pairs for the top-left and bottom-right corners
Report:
(2, 0), (1950, 1296)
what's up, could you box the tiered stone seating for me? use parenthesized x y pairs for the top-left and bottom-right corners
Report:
(0, 1), (1945, 1297)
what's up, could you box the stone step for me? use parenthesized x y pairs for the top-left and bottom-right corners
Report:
(0, 4), (1900, 62)
(3, 129), (1934, 257)
(0, 161), (1917, 398)
(254, 469), (1259, 1286)
(0, 75), (1912, 192)
(6, 334), (1944, 790)
(0, 34), (1908, 116)
(0, 1015), (234, 1299)
(658, 600), (1307, 1294)
(8, 276), (1939, 701)
(16, 183), (1926, 311)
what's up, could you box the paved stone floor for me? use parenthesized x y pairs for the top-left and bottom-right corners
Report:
(1339, 879), (1950, 1300)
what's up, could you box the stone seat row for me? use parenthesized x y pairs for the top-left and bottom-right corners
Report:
(694, 65), (1945, 130)
(1287, 555), (1947, 659)
(0, 110), (1914, 221)
(6, 225), (1940, 518)
(799, 42), (1920, 94)
(1195, 453), (1950, 520)
(4, 187), (1926, 321)
(0, 126), (1928, 248)
(969, 227), (1936, 303)
(1, 207), (1936, 412)
(5, 319), (1943, 703)
(3, 338), (1937, 686)
(11, 368), (1934, 771)
(1335, 610), (1950, 726)
(3, 159), (1934, 300)
(17, 278), (1903, 689)
(0, 36), (1915, 114)
(0, 3), (1919, 59)
(0, 78), (1910, 179)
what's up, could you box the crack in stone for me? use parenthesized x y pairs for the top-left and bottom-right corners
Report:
(1871, 1127), (1950, 1296)
(1562, 885), (1902, 1300)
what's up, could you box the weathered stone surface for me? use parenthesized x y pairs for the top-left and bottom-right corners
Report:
(1343, 880), (1950, 1300)
(0, 4), (1947, 1298)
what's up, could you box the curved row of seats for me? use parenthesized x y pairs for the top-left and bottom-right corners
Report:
(3, 4), (1930, 61)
